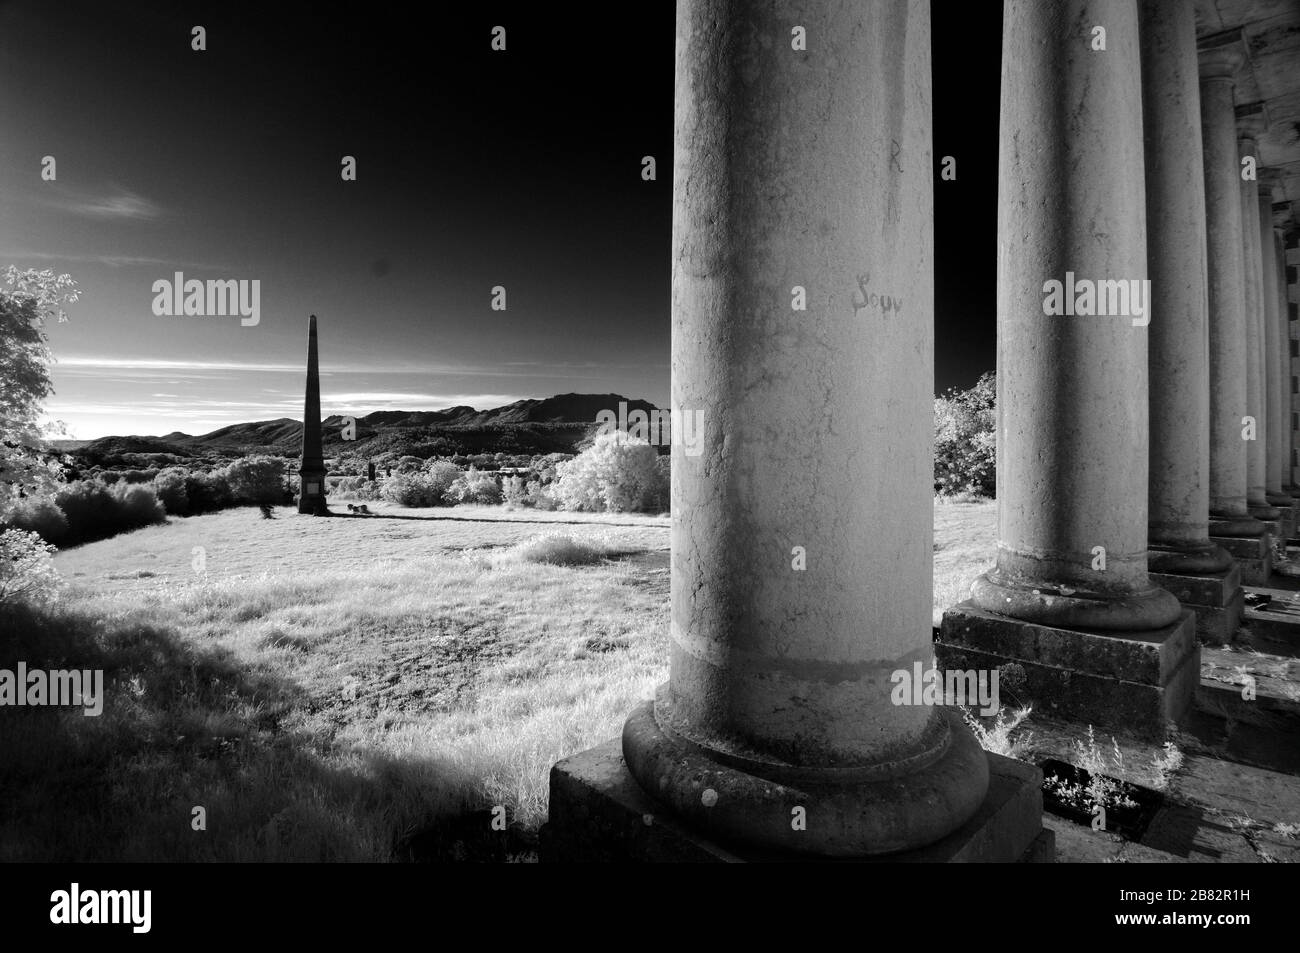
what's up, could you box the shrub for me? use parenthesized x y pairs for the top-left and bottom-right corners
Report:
(153, 467), (190, 515)
(379, 472), (440, 507)
(0, 528), (62, 605)
(423, 460), (463, 500)
(185, 470), (234, 513)
(552, 432), (667, 513)
(110, 481), (166, 529)
(526, 480), (559, 511)
(934, 372), (996, 498)
(332, 475), (382, 502)
(220, 455), (285, 504)
(511, 533), (608, 566)
(54, 480), (116, 542)
(445, 468), (502, 505)
(501, 475), (529, 507)
(2, 496), (68, 545)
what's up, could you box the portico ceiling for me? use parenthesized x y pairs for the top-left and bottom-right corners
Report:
(1195, 0), (1300, 229)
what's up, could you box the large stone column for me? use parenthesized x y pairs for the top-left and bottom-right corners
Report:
(1199, 38), (1270, 583)
(1139, 0), (1236, 642)
(939, 0), (1197, 737)
(1260, 185), (1291, 528)
(1238, 118), (1279, 529)
(619, 0), (993, 859)
(544, 0), (1049, 864)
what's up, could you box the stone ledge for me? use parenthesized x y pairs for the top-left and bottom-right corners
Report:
(540, 738), (1051, 863)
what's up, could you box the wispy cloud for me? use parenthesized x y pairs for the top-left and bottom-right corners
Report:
(0, 250), (227, 270)
(54, 188), (164, 221)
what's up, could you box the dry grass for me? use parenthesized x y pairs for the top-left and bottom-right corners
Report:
(2, 505), (668, 861)
(931, 499), (996, 624)
(3, 498), (993, 860)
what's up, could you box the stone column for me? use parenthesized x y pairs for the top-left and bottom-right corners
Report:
(939, 0), (1197, 738)
(1199, 38), (1270, 584)
(1238, 120), (1279, 527)
(1260, 185), (1291, 527)
(1139, 0), (1236, 641)
(613, 0), (998, 859)
(1142, 0), (1231, 577)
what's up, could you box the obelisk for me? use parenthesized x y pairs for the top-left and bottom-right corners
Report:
(298, 314), (328, 515)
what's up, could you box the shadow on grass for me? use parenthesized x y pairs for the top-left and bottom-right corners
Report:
(0, 602), (521, 862)
(323, 508), (661, 530)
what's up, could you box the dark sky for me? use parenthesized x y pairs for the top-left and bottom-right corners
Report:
(0, 1), (1000, 438)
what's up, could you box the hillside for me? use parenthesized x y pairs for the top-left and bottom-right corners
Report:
(74, 393), (663, 461)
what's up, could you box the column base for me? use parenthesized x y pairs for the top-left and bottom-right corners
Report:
(1209, 533), (1275, 585)
(936, 604), (1200, 740)
(1148, 564), (1243, 644)
(617, 697), (989, 857)
(1264, 495), (1295, 540)
(540, 737), (1052, 863)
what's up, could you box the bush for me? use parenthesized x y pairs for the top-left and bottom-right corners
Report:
(50, 478), (164, 545)
(934, 372), (996, 498)
(110, 481), (166, 528)
(2, 496), (68, 545)
(153, 467), (190, 515)
(511, 533), (608, 566)
(445, 468), (502, 505)
(185, 470), (234, 513)
(220, 455), (285, 504)
(502, 475), (528, 506)
(53, 480), (115, 542)
(0, 528), (62, 605)
(552, 432), (668, 513)
(332, 475), (382, 502)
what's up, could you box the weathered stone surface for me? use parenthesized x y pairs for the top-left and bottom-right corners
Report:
(1167, 753), (1300, 829)
(542, 738), (1052, 863)
(297, 314), (328, 515)
(1208, 533), (1273, 585)
(938, 604), (1199, 738)
(969, 0), (1178, 633)
(1200, 40), (1264, 538)
(611, 0), (1003, 859)
(1149, 567), (1243, 643)
(1141, 0), (1232, 580)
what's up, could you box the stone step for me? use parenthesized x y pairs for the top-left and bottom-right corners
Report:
(1242, 584), (1300, 649)
(1185, 645), (1300, 775)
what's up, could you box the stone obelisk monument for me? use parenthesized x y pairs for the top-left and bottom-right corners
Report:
(298, 314), (328, 515)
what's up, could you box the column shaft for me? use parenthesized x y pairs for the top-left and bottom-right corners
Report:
(970, 0), (1179, 629)
(1239, 134), (1277, 518)
(1261, 192), (1288, 502)
(1142, 0), (1231, 575)
(623, 0), (987, 857)
(1200, 52), (1261, 537)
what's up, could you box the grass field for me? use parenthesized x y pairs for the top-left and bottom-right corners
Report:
(1, 499), (997, 861)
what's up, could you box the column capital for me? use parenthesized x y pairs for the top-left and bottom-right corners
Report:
(1236, 101), (1269, 142)
(1274, 201), (1295, 231)
(1197, 29), (1245, 80)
